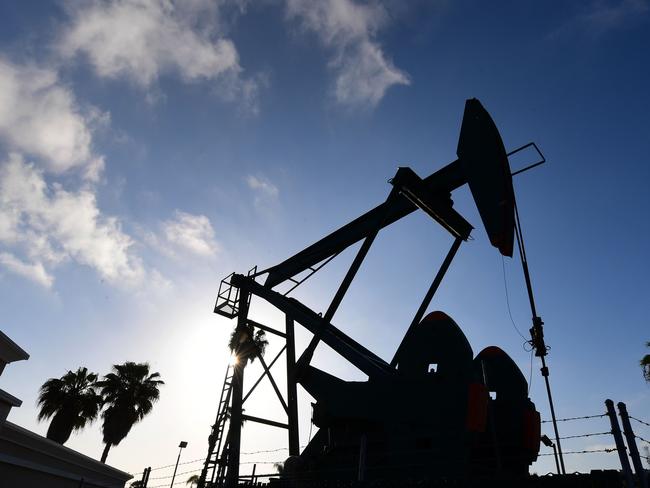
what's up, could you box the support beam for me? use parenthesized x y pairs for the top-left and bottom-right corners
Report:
(263, 161), (465, 288)
(248, 318), (286, 338)
(224, 291), (249, 488)
(241, 414), (289, 430)
(286, 316), (299, 455)
(242, 346), (286, 405)
(231, 274), (393, 379)
(390, 237), (462, 367)
(297, 189), (398, 375)
(256, 350), (289, 414)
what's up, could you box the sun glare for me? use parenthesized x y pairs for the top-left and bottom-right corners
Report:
(229, 354), (239, 366)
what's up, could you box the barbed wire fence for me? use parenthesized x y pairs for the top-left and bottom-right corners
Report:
(128, 407), (650, 487)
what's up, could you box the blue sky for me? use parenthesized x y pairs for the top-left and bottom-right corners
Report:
(1, 0), (649, 481)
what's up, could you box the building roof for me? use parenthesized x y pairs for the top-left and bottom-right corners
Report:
(0, 329), (29, 365)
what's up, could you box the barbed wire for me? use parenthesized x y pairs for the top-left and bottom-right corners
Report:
(241, 445), (306, 455)
(129, 418), (627, 480)
(148, 467), (203, 481)
(129, 445), (313, 476)
(148, 481), (194, 488)
(139, 446), (624, 486)
(539, 448), (616, 456)
(557, 431), (610, 440)
(630, 416), (650, 428)
(635, 434), (649, 445)
(129, 457), (204, 476)
(541, 414), (606, 423)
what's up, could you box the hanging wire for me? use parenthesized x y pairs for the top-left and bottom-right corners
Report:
(528, 348), (534, 395)
(501, 254), (535, 394)
(500, 255), (527, 342)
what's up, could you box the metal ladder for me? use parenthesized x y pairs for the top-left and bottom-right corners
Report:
(198, 363), (234, 488)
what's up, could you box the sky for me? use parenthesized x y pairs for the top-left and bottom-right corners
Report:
(1, 0), (649, 483)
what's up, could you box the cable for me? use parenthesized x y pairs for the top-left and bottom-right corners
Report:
(308, 404), (314, 443)
(528, 348), (534, 395)
(501, 255), (527, 342)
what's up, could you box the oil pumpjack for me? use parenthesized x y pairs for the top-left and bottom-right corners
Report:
(199, 99), (559, 487)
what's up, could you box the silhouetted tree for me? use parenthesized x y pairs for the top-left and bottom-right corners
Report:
(37, 367), (102, 444)
(186, 474), (200, 486)
(641, 341), (650, 382)
(130, 481), (145, 488)
(97, 362), (164, 463)
(228, 326), (268, 365)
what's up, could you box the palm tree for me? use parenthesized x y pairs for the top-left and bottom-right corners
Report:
(641, 341), (650, 382)
(186, 474), (200, 487)
(228, 326), (268, 364)
(97, 362), (164, 463)
(37, 367), (102, 444)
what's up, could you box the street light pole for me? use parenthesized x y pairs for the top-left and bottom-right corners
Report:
(541, 434), (560, 475)
(170, 441), (188, 488)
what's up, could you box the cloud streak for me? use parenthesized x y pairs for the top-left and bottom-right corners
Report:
(0, 58), (105, 179)
(0, 154), (144, 287)
(160, 210), (219, 257)
(286, 0), (410, 108)
(0, 252), (54, 288)
(59, 0), (261, 111)
(246, 174), (279, 199)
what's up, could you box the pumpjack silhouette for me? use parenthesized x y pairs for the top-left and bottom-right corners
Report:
(202, 98), (556, 487)
(298, 311), (540, 481)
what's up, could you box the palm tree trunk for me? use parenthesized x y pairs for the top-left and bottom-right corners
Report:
(100, 442), (112, 463)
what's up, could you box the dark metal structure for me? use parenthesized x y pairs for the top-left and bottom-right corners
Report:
(201, 98), (561, 486)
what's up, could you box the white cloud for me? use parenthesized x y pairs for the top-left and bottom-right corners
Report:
(580, 0), (649, 32)
(547, 0), (649, 39)
(0, 252), (53, 288)
(0, 58), (105, 178)
(246, 174), (279, 199)
(160, 210), (219, 257)
(58, 0), (259, 109)
(0, 153), (144, 287)
(286, 0), (409, 107)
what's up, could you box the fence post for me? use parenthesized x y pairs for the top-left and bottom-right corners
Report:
(606, 399), (634, 487)
(142, 467), (151, 487)
(618, 402), (648, 488)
